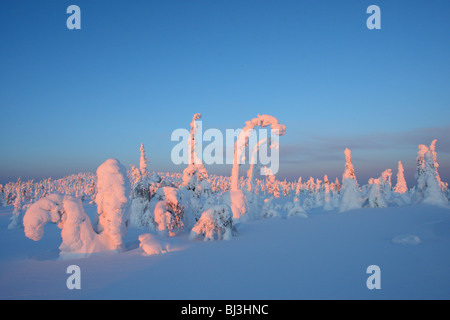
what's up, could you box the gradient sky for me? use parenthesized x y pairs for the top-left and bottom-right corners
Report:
(1, 0), (449, 186)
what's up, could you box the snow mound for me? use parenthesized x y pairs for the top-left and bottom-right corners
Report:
(391, 234), (421, 245)
(287, 205), (308, 219)
(189, 204), (235, 241)
(139, 233), (169, 256)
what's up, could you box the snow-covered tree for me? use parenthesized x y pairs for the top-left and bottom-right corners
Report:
(129, 177), (158, 228)
(414, 145), (448, 207)
(323, 180), (333, 211)
(153, 187), (188, 236)
(94, 159), (131, 251)
(129, 164), (141, 186)
(339, 148), (362, 212)
(8, 185), (23, 229)
(181, 114), (209, 188)
(230, 114), (286, 192)
(189, 204), (235, 241)
(246, 137), (271, 194)
(139, 143), (149, 177)
(305, 177), (315, 195)
(364, 178), (387, 208)
(380, 169), (392, 202)
(429, 139), (447, 192)
(415, 144), (429, 191)
(393, 161), (407, 194)
(334, 177), (341, 192)
(23, 193), (121, 259)
(294, 177), (302, 203)
(261, 196), (281, 218)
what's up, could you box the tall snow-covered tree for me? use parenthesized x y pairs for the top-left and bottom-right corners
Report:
(415, 144), (429, 191)
(429, 139), (447, 191)
(140, 143), (149, 177)
(339, 148), (362, 212)
(182, 113), (210, 190)
(94, 159), (131, 251)
(414, 146), (448, 207)
(343, 148), (357, 183)
(394, 161), (407, 194)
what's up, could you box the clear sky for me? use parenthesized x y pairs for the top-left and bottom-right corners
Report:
(1, 0), (449, 185)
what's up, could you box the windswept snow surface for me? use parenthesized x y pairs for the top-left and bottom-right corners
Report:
(0, 202), (449, 299)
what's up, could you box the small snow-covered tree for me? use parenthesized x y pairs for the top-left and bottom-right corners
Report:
(129, 164), (141, 187)
(380, 169), (392, 202)
(129, 177), (158, 228)
(273, 181), (281, 198)
(8, 185), (23, 229)
(294, 177), (302, 203)
(323, 180), (333, 211)
(153, 187), (187, 236)
(314, 178), (324, 208)
(339, 148), (362, 212)
(305, 177), (315, 195)
(189, 204), (235, 241)
(261, 196), (280, 219)
(334, 177), (341, 192)
(365, 178), (387, 208)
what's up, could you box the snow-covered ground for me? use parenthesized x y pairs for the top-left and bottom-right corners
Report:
(1, 201), (449, 300)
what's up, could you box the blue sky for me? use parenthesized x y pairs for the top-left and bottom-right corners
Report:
(1, 0), (449, 185)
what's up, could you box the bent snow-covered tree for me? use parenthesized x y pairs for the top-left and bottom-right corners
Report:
(230, 114), (286, 192)
(227, 114), (285, 219)
(23, 194), (113, 259)
(23, 159), (131, 258)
